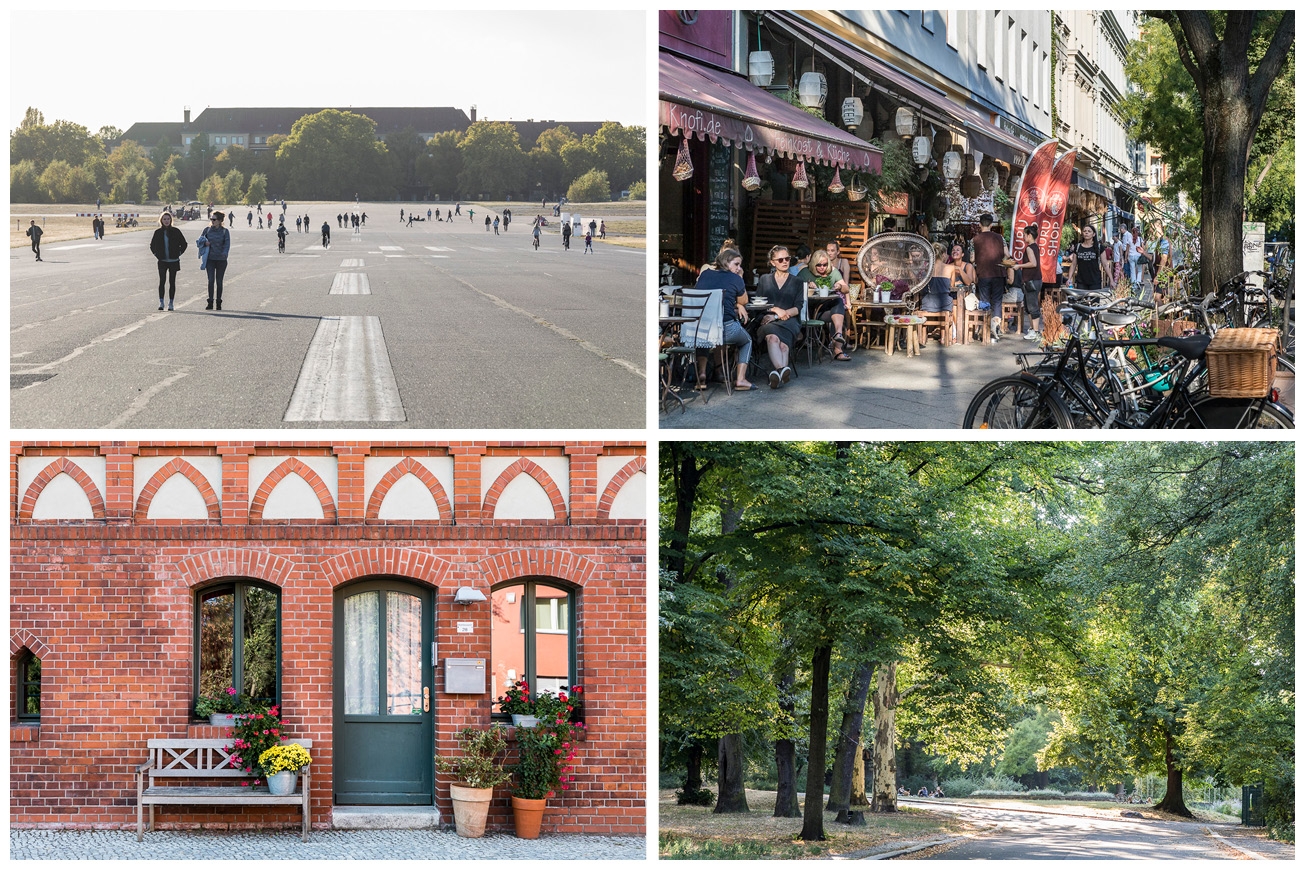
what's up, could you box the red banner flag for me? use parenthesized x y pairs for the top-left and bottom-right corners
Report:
(1039, 149), (1078, 283)
(1009, 140), (1059, 280)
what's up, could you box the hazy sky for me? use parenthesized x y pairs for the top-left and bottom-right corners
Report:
(10, 10), (647, 133)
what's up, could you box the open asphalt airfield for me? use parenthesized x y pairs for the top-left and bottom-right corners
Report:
(11, 203), (645, 428)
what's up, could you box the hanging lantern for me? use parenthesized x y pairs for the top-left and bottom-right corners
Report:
(980, 156), (997, 189)
(792, 161), (809, 189)
(671, 138), (694, 181)
(932, 129), (952, 155)
(741, 151), (762, 191)
(798, 71), (827, 108)
(894, 107), (917, 137)
(996, 163), (1011, 190)
(963, 154), (976, 176)
(841, 97), (864, 128)
(828, 167), (845, 194)
(961, 174), (982, 198)
(748, 50), (775, 87)
(942, 151), (963, 181)
(912, 135), (931, 165)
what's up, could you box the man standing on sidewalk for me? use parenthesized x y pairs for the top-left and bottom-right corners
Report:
(26, 220), (43, 261)
(971, 213), (1006, 343)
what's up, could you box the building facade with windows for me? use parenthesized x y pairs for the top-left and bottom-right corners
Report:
(10, 440), (646, 836)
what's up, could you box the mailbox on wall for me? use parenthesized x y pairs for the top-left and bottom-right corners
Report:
(444, 658), (487, 694)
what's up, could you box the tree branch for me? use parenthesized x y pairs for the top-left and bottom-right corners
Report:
(1248, 12), (1296, 124)
(1156, 13), (1205, 95)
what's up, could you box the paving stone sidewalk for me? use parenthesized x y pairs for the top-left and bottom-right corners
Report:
(10, 829), (647, 860)
(661, 333), (1028, 430)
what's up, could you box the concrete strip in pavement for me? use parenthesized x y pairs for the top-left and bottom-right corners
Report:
(340, 258), (364, 268)
(1204, 826), (1267, 859)
(284, 316), (405, 422)
(328, 273), (371, 295)
(898, 796), (1149, 823)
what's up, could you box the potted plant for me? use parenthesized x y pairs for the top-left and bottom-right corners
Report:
(225, 704), (284, 788)
(195, 686), (245, 726)
(508, 706), (585, 838)
(435, 726), (511, 838)
(258, 743), (311, 796)
(497, 679), (538, 727)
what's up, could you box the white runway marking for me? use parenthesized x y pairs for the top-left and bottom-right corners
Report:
(467, 246), (496, 253)
(340, 258), (365, 268)
(284, 316), (405, 422)
(428, 255), (449, 259)
(329, 273), (371, 295)
(379, 245), (403, 251)
(424, 246), (454, 252)
(46, 243), (104, 251)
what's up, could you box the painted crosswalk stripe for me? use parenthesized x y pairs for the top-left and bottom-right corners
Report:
(340, 258), (365, 268)
(329, 273), (371, 295)
(284, 316), (405, 422)
(425, 246), (454, 252)
(379, 245), (403, 251)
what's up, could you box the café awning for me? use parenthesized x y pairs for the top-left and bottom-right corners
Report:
(659, 52), (883, 173)
(776, 14), (1034, 168)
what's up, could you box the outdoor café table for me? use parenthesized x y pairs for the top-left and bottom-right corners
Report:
(855, 299), (912, 354)
(659, 316), (697, 413)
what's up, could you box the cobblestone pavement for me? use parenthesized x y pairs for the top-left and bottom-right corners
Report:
(11, 829), (647, 860)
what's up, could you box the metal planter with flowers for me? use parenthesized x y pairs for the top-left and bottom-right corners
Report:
(195, 686), (246, 726)
(509, 686), (587, 839)
(258, 743), (312, 796)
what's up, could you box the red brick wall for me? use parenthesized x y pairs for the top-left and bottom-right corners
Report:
(10, 441), (646, 835)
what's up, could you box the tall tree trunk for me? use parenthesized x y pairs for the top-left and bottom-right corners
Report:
(684, 741), (703, 793)
(849, 745), (869, 808)
(830, 662), (875, 820)
(715, 733), (750, 813)
(773, 661), (801, 817)
(1153, 729), (1193, 817)
(1198, 93), (1252, 301)
(799, 643), (832, 841)
(713, 493), (749, 814)
(666, 448), (705, 580)
(869, 662), (900, 812)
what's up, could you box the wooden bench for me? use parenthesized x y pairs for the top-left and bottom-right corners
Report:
(135, 738), (312, 842)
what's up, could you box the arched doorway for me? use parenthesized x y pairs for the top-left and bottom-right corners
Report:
(333, 577), (434, 804)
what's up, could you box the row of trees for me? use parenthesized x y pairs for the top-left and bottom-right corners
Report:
(660, 442), (1293, 843)
(11, 107), (646, 204)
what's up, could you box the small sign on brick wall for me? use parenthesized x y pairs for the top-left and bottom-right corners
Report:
(456, 621), (474, 634)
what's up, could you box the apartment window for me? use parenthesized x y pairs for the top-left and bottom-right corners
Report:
(977, 11), (988, 70)
(16, 651), (40, 721)
(922, 10), (934, 34)
(1008, 17), (1017, 93)
(195, 580), (280, 714)
(945, 11), (958, 51)
(490, 580), (577, 710)
(1022, 32), (1030, 100)
(993, 12), (1003, 81)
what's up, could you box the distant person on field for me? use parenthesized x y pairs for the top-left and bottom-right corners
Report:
(599, 220), (606, 239)
(584, 231), (593, 253)
(296, 215), (302, 233)
(150, 210), (188, 310)
(321, 220), (331, 249)
(485, 214), (491, 232)
(26, 221), (43, 261)
(493, 216), (500, 235)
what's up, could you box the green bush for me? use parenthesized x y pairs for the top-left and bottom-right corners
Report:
(675, 787), (715, 806)
(1265, 760), (1295, 843)
(1064, 791), (1117, 801)
(941, 777), (980, 797)
(627, 180), (646, 200)
(567, 168), (610, 203)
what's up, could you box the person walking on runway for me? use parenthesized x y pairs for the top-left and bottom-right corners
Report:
(197, 211), (230, 311)
(150, 210), (188, 310)
(26, 221), (43, 261)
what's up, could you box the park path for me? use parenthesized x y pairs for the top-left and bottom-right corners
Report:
(900, 799), (1292, 860)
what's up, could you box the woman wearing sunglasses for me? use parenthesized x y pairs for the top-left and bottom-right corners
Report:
(754, 245), (803, 388)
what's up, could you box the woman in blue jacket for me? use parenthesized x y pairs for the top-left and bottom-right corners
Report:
(197, 211), (231, 310)
(149, 211), (188, 310)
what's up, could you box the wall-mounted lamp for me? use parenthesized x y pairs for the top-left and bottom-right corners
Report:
(453, 587), (487, 606)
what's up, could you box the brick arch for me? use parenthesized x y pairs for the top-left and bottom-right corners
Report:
(134, 458), (221, 523)
(10, 630), (52, 662)
(481, 459), (566, 523)
(364, 458), (454, 525)
(318, 548), (453, 589)
(597, 457), (647, 522)
(17, 458), (106, 522)
(171, 549), (298, 589)
(474, 548), (598, 591)
(248, 457), (337, 524)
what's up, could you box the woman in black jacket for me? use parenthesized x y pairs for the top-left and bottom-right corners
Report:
(149, 211), (188, 310)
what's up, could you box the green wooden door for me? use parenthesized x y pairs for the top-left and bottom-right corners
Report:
(333, 579), (433, 804)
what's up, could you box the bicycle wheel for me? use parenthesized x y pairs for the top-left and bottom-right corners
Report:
(1173, 395), (1294, 429)
(963, 376), (1075, 429)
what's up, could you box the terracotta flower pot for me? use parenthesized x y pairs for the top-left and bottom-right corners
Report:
(449, 783), (494, 838)
(511, 795), (547, 839)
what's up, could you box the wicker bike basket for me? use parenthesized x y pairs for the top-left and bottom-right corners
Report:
(1205, 327), (1279, 398)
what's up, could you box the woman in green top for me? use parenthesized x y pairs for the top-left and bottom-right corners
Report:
(796, 250), (852, 360)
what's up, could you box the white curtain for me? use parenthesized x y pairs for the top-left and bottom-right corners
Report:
(386, 592), (422, 715)
(344, 592), (379, 715)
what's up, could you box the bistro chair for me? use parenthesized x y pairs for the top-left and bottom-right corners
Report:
(664, 291), (710, 405)
(799, 290), (832, 368)
(1001, 295), (1026, 337)
(915, 304), (954, 348)
(956, 284), (991, 344)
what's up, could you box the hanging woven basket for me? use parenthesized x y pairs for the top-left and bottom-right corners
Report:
(792, 161), (809, 190)
(828, 167), (845, 194)
(847, 173), (868, 202)
(671, 138), (694, 181)
(741, 151), (762, 191)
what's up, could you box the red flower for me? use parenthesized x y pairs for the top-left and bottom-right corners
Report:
(547, 791), (555, 798)
(561, 784), (569, 790)
(573, 687), (584, 695)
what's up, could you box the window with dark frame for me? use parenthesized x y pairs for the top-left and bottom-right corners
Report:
(17, 651), (40, 721)
(490, 580), (577, 716)
(195, 580), (280, 717)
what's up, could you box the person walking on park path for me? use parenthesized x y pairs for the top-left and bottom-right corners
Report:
(257, 214), (263, 229)
(468, 208), (474, 222)
(599, 220), (606, 240)
(150, 211), (188, 311)
(266, 211), (273, 228)
(493, 216), (500, 235)
(321, 221), (331, 249)
(455, 202), (461, 216)
(533, 223), (541, 250)
(248, 210), (253, 227)
(26, 221), (43, 261)
(276, 221), (289, 253)
(427, 208), (432, 222)
(584, 231), (593, 254)
(296, 216), (302, 233)
(361, 212), (367, 226)
(971, 212), (1007, 343)
(485, 215), (491, 232)
(400, 208), (405, 222)
(588, 219), (597, 239)
(197, 211), (230, 311)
